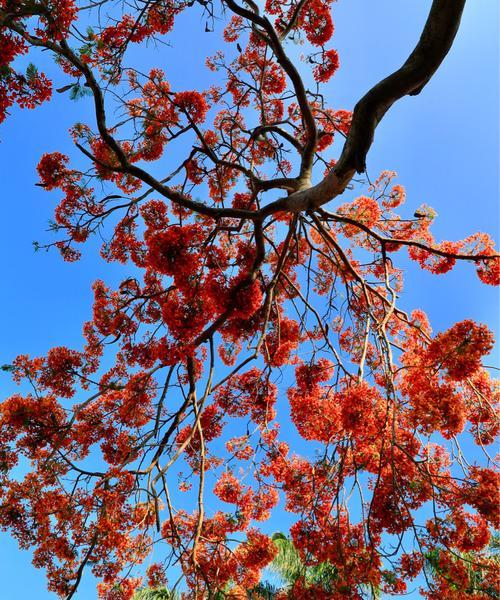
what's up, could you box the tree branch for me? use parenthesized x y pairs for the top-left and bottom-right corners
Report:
(262, 0), (467, 215)
(335, 0), (467, 176)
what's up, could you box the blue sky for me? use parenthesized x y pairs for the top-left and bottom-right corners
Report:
(0, 1), (498, 597)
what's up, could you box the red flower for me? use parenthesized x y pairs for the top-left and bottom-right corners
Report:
(313, 49), (340, 82)
(173, 90), (209, 123)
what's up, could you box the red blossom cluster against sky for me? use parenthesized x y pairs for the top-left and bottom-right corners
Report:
(0, 0), (499, 598)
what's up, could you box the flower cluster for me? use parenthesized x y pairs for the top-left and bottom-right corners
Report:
(313, 48), (340, 82)
(0, 1), (498, 599)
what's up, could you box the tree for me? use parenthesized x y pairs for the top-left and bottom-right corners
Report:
(0, 0), (498, 599)
(133, 587), (179, 600)
(423, 534), (500, 599)
(269, 532), (380, 597)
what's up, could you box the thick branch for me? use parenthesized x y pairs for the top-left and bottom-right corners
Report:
(261, 0), (467, 215)
(335, 0), (467, 176)
(2, 0), (467, 223)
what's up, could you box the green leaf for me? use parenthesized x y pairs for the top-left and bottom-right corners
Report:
(26, 62), (38, 81)
(133, 587), (178, 600)
(269, 533), (304, 585)
(0, 64), (11, 79)
(69, 84), (92, 101)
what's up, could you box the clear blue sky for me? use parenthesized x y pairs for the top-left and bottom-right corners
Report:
(0, 1), (498, 597)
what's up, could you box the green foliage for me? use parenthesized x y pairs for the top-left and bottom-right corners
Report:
(306, 561), (339, 591)
(69, 83), (92, 101)
(268, 532), (304, 586)
(133, 587), (179, 600)
(268, 532), (381, 599)
(268, 531), (341, 590)
(0, 64), (11, 79)
(248, 582), (279, 599)
(424, 539), (500, 598)
(26, 63), (38, 81)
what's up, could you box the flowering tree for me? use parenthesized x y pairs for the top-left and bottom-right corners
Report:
(0, 0), (498, 598)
